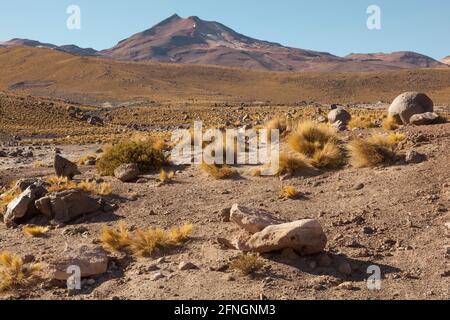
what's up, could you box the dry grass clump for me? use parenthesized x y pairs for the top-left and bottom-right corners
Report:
(45, 176), (112, 195)
(32, 160), (45, 169)
(383, 115), (401, 131)
(100, 222), (193, 257)
(231, 254), (264, 275)
(0, 251), (44, 292)
(280, 186), (300, 199)
(265, 117), (287, 137)
(348, 116), (377, 129)
(348, 134), (398, 168)
(288, 121), (342, 169)
(77, 154), (96, 165)
(23, 225), (49, 237)
(201, 162), (238, 180)
(96, 136), (167, 176)
(158, 169), (175, 184)
(278, 153), (311, 175)
(100, 222), (132, 254)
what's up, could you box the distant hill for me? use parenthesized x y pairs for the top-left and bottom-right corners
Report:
(1, 46), (450, 105)
(0, 38), (97, 56)
(346, 51), (446, 69)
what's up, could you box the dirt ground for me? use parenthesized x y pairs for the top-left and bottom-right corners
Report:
(0, 119), (449, 300)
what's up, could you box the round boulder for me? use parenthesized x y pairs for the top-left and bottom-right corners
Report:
(328, 108), (351, 125)
(114, 163), (140, 182)
(388, 92), (434, 124)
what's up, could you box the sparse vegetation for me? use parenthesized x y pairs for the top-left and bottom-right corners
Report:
(100, 222), (193, 257)
(383, 115), (401, 131)
(96, 136), (167, 176)
(77, 154), (96, 165)
(348, 134), (398, 168)
(0, 251), (44, 292)
(158, 169), (175, 184)
(201, 162), (238, 179)
(348, 116), (377, 129)
(0, 185), (21, 217)
(23, 225), (49, 238)
(45, 176), (112, 195)
(277, 153), (311, 176)
(288, 121), (342, 169)
(231, 254), (264, 275)
(280, 186), (300, 199)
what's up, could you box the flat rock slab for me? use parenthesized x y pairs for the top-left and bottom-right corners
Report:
(230, 204), (285, 234)
(49, 244), (109, 281)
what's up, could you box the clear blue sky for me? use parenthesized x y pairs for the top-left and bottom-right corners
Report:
(0, 0), (449, 59)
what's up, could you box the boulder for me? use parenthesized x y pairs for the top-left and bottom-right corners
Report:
(230, 204), (285, 234)
(237, 219), (327, 255)
(49, 244), (108, 280)
(409, 112), (440, 126)
(405, 150), (427, 164)
(35, 190), (101, 223)
(54, 154), (80, 179)
(4, 184), (47, 225)
(388, 92), (434, 124)
(328, 108), (351, 125)
(114, 163), (140, 182)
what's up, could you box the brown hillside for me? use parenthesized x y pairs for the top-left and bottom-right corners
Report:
(1, 46), (450, 105)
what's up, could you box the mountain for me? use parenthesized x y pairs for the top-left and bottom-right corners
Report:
(99, 14), (348, 71)
(0, 38), (97, 56)
(346, 51), (446, 69)
(442, 56), (450, 65)
(1, 15), (447, 72)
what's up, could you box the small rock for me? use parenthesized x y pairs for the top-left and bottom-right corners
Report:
(405, 150), (427, 164)
(178, 261), (198, 271)
(354, 183), (364, 191)
(230, 204), (285, 234)
(114, 163), (140, 182)
(337, 282), (358, 290)
(150, 272), (165, 281)
(317, 253), (332, 267)
(338, 261), (352, 275)
(54, 154), (80, 179)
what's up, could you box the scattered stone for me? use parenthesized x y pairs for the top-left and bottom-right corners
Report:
(388, 92), (434, 124)
(405, 150), (427, 164)
(328, 108), (351, 125)
(4, 184), (47, 225)
(337, 282), (358, 290)
(409, 112), (440, 126)
(150, 272), (165, 281)
(114, 163), (140, 182)
(331, 120), (347, 131)
(178, 261), (198, 271)
(35, 190), (101, 223)
(354, 183), (365, 191)
(230, 204), (285, 234)
(50, 245), (108, 280)
(220, 207), (231, 222)
(54, 154), (80, 179)
(237, 219), (327, 255)
(338, 261), (352, 275)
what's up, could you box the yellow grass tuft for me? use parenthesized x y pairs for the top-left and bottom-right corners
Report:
(159, 169), (175, 184)
(383, 115), (401, 131)
(280, 186), (300, 199)
(0, 251), (44, 292)
(278, 153), (311, 175)
(201, 162), (238, 180)
(348, 134), (397, 168)
(348, 116), (377, 129)
(100, 222), (193, 257)
(32, 160), (44, 169)
(23, 225), (49, 237)
(0, 186), (21, 216)
(77, 154), (96, 165)
(231, 254), (264, 275)
(100, 221), (132, 254)
(77, 180), (112, 196)
(288, 120), (342, 168)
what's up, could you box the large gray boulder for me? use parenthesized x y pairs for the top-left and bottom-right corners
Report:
(388, 92), (434, 124)
(237, 219), (327, 255)
(409, 112), (440, 126)
(54, 155), (80, 179)
(4, 184), (47, 226)
(114, 163), (140, 182)
(35, 190), (101, 223)
(230, 204), (285, 234)
(328, 108), (351, 125)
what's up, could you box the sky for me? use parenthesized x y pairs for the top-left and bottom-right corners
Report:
(0, 0), (449, 59)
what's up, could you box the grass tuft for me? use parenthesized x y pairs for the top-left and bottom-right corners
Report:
(347, 134), (398, 168)
(383, 115), (401, 131)
(231, 254), (264, 275)
(0, 251), (44, 292)
(201, 163), (238, 180)
(23, 225), (49, 237)
(280, 186), (300, 199)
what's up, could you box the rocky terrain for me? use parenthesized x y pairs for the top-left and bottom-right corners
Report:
(0, 89), (449, 300)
